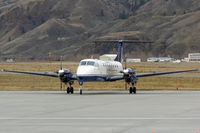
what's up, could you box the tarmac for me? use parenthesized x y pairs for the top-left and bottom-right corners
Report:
(0, 90), (200, 133)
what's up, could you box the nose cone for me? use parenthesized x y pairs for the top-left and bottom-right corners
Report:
(77, 66), (95, 76)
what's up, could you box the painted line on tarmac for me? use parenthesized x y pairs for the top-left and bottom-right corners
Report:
(1, 117), (200, 120)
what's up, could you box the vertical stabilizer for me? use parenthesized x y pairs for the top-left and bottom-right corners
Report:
(114, 40), (123, 62)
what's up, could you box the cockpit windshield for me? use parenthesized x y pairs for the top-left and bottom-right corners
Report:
(87, 61), (95, 66)
(80, 61), (87, 66)
(80, 61), (95, 66)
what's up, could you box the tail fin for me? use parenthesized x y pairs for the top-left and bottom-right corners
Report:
(114, 40), (123, 62)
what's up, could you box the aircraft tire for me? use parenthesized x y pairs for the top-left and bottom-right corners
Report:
(129, 87), (133, 94)
(71, 87), (74, 94)
(133, 87), (136, 94)
(80, 89), (82, 95)
(67, 87), (70, 94)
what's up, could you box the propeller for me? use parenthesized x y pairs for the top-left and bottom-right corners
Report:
(60, 81), (63, 91)
(57, 56), (72, 91)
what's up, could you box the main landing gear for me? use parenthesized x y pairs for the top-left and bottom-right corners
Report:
(66, 80), (83, 95)
(129, 83), (136, 94)
(66, 81), (74, 94)
(67, 87), (74, 94)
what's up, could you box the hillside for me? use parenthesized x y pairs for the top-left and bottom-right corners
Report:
(0, 0), (200, 61)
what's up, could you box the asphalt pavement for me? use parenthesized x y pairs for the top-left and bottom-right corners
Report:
(0, 91), (200, 133)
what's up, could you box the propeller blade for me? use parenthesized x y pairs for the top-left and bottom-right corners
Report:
(59, 56), (63, 91)
(60, 56), (63, 70)
(60, 81), (62, 91)
(125, 57), (127, 69)
(122, 43), (128, 90)
(125, 81), (127, 90)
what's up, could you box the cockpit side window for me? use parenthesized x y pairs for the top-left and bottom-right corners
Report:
(94, 62), (99, 67)
(80, 61), (87, 66)
(87, 61), (95, 66)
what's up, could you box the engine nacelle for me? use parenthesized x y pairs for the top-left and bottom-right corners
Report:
(58, 68), (70, 77)
(122, 68), (137, 84)
(58, 68), (74, 83)
(123, 68), (134, 74)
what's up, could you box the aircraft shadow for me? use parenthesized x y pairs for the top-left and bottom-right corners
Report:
(14, 90), (196, 96)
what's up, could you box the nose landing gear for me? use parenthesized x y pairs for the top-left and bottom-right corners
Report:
(78, 80), (83, 95)
(79, 86), (82, 95)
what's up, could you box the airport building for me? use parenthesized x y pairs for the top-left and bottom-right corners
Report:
(147, 57), (174, 62)
(126, 58), (141, 63)
(188, 53), (200, 62)
(159, 57), (174, 62)
(147, 57), (159, 62)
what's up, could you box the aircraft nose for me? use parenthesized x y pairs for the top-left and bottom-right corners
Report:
(77, 66), (94, 75)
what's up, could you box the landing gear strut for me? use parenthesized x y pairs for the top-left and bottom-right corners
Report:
(78, 80), (83, 95)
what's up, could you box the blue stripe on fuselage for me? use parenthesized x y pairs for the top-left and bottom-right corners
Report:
(78, 75), (111, 82)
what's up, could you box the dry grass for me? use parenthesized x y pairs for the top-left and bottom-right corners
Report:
(0, 62), (200, 91)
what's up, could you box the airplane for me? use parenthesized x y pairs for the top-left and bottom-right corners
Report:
(2, 40), (199, 95)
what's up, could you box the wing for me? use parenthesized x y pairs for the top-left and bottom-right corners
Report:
(2, 69), (59, 78)
(136, 69), (199, 78)
(108, 75), (124, 81)
(106, 69), (198, 81)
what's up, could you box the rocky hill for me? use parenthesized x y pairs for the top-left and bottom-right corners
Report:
(0, 0), (200, 61)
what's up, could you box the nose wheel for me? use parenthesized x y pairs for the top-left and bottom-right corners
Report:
(79, 86), (83, 95)
(80, 89), (82, 95)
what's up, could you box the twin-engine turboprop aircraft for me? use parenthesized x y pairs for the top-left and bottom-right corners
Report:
(2, 40), (199, 94)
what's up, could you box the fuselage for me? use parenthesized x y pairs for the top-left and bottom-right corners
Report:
(76, 59), (123, 82)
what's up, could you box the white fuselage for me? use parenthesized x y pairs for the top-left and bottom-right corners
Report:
(76, 59), (123, 81)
